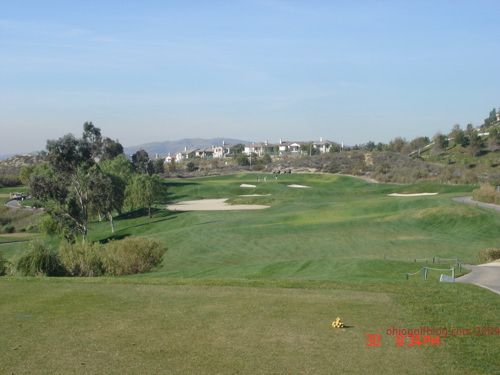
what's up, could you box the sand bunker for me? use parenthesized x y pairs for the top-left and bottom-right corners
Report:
(288, 184), (310, 188)
(240, 184), (256, 188)
(388, 193), (438, 197)
(166, 199), (269, 211)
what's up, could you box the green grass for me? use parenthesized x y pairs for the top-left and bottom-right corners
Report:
(1, 174), (498, 374)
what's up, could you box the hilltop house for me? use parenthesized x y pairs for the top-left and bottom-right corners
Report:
(165, 154), (176, 163)
(175, 147), (198, 161)
(278, 140), (303, 153)
(195, 148), (214, 158)
(244, 141), (274, 156)
(313, 138), (334, 153)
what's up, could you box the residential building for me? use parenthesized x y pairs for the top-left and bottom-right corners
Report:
(244, 141), (274, 156)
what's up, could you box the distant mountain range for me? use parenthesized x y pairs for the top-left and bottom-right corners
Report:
(124, 138), (251, 157)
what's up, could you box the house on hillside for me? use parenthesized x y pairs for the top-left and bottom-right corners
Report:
(195, 148), (214, 158)
(213, 141), (242, 158)
(165, 154), (176, 163)
(244, 141), (274, 156)
(278, 140), (303, 153)
(313, 138), (334, 153)
(175, 147), (198, 161)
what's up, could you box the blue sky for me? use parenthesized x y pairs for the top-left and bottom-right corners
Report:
(1, 0), (499, 155)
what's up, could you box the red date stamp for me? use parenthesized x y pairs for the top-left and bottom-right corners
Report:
(365, 334), (440, 347)
(365, 327), (499, 347)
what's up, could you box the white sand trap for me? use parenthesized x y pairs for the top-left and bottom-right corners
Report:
(288, 184), (310, 188)
(166, 198), (269, 211)
(240, 184), (257, 188)
(388, 193), (438, 197)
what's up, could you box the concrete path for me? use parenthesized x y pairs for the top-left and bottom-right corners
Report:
(455, 261), (500, 295)
(452, 196), (500, 211)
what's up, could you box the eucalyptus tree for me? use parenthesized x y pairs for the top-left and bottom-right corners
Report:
(29, 123), (119, 241)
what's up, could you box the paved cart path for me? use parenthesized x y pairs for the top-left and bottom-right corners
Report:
(455, 261), (500, 295)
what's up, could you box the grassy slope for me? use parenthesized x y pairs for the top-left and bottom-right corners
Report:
(1, 174), (499, 374)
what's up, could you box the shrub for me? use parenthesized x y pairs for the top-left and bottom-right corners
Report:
(13, 240), (65, 276)
(59, 241), (105, 277)
(0, 256), (9, 276)
(39, 214), (61, 236)
(472, 184), (500, 205)
(3, 225), (15, 234)
(476, 248), (500, 263)
(102, 237), (167, 275)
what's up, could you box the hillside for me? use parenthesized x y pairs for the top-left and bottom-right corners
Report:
(0, 153), (45, 176)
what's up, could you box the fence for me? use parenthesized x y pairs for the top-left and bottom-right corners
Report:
(405, 266), (455, 281)
(412, 257), (462, 272)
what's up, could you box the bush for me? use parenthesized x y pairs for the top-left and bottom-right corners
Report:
(472, 184), (500, 205)
(13, 240), (65, 276)
(476, 248), (500, 263)
(0, 256), (9, 276)
(59, 241), (105, 277)
(3, 225), (15, 234)
(102, 237), (167, 275)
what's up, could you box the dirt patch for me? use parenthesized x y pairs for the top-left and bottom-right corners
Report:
(288, 184), (310, 188)
(166, 199), (269, 211)
(239, 194), (271, 197)
(0, 194), (11, 198)
(388, 193), (438, 196)
(240, 184), (257, 188)
(0, 233), (40, 238)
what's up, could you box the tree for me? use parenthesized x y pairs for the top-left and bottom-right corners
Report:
(87, 165), (117, 233)
(364, 141), (376, 151)
(126, 174), (165, 218)
(29, 124), (117, 241)
(431, 132), (448, 156)
(236, 154), (250, 166)
(186, 161), (197, 172)
(30, 133), (94, 240)
(99, 155), (134, 215)
(449, 124), (462, 139)
(19, 165), (35, 185)
(454, 130), (467, 147)
(468, 132), (483, 156)
(153, 158), (165, 174)
(101, 137), (124, 161)
(132, 149), (153, 175)
(409, 136), (430, 153)
(387, 137), (409, 154)
(83, 121), (103, 160)
(486, 130), (500, 152)
(465, 123), (475, 137)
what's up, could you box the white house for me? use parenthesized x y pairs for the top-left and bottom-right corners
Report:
(212, 141), (234, 158)
(312, 137), (334, 153)
(278, 139), (303, 153)
(244, 141), (274, 156)
(175, 147), (198, 161)
(165, 154), (176, 163)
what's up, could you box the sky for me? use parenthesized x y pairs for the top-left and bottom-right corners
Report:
(1, 0), (499, 155)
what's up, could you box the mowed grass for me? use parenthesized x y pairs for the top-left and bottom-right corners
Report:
(1, 278), (498, 374)
(94, 174), (488, 279)
(1, 174), (499, 374)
